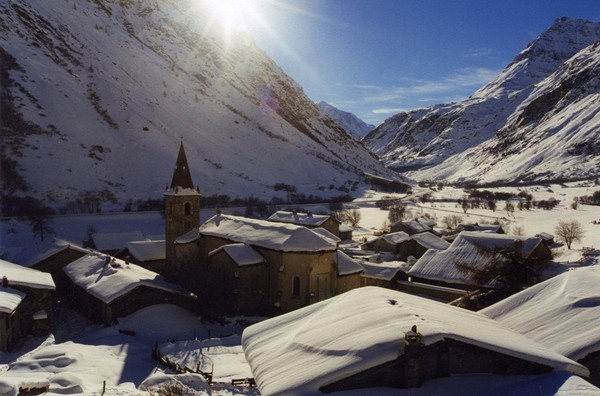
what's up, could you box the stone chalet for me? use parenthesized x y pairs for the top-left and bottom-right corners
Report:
(408, 232), (552, 290)
(0, 259), (55, 351)
(29, 239), (90, 295)
(63, 252), (193, 324)
(242, 287), (588, 394)
(483, 265), (600, 387)
(173, 213), (348, 314)
(267, 210), (341, 237)
(361, 231), (410, 253)
(391, 219), (436, 236)
(122, 239), (166, 275)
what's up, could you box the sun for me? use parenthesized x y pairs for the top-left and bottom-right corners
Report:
(194, 0), (262, 38)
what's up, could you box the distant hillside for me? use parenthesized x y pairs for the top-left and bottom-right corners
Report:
(317, 101), (375, 139)
(363, 17), (600, 184)
(0, 0), (403, 212)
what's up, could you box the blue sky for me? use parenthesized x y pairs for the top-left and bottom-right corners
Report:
(228, 0), (600, 125)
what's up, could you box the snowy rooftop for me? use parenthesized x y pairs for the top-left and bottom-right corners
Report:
(310, 227), (341, 244)
(0, 287), (26, 314)
(63, 252), (186, 304)
(364, 231), (410, 247)
(267, 210), (334, 227)
(0, 259), (56, 291)
(163, 187), (200, 197)
(92, 231), (145, 252)
(335, 251), (364, 276)
(397, 220), (432, 233)
(27, 238), (90, 267)
(127, 240), (165, 262)
(196, 214), (337, 253)
(209, 243), (266, 266)
(410, 232), (451, 250)
(242, 287), (587, 395)
(408, 232), (545, 287)
(359, 260), (406, 280)
(482, 265), (600, 361)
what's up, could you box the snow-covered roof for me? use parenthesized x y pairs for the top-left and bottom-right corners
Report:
(359, 260), (406, 280)
(267, 211), (334, 227)
(482, 265), (600, 361)
(242, 287), (587, 395)
(365, 231), (410, 247)
(0, 259), (56, 291)
(127, 240), (165, 262)
(197, 214), (337, 253)
(310, 227), (340, 244)
(209, 243), (265, 267)
(408, 232), (545, 287)
(397, 220), (432, 233)
(27, 238), (91, 267)
(0, 287), (26, 314)
(63, 252), (186, 304)
(458, 223), (504, 233)
(410, 232), (451, 250)
(334, 251), (363, 276)
(92, 231), (145, 252)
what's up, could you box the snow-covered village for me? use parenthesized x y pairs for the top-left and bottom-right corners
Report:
(1, 0), (600, 395)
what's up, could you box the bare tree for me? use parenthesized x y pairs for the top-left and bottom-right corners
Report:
(28, 206), (55, 242)
(441, 214), (463, 230)
(387, 201), (407, 224)
(345, 208), (361, 227)
(555, 220), (584, 249)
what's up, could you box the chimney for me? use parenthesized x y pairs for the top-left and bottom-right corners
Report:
(2, 276), (8, 288)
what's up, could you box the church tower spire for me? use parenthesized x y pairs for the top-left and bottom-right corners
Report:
(164, 141), (200, 277)
(170, 141), (195, 190)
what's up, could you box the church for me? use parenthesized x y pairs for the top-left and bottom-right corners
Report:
(164, 143), (362, 315)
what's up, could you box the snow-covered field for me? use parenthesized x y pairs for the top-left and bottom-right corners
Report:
(0, 182), (599, 395)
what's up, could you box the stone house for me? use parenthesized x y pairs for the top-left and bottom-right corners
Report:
(408, 232), (552, 290)
(29, 239), (90, 295)
(63, 252), (193, 324)
(267, 210), (341, 237)
(174, 213), (340, 314)
(391, 219), (435, 236)
(334, 250), (363, 294)
(361, 231), (410, 254)
(396, 232), (451, 261)
(0, 259), (55, 352)
(483, 265), (600, 387)
(358, 260), (408, 289)
(121, 240), (166, 275)
(242, 287), (588, 394)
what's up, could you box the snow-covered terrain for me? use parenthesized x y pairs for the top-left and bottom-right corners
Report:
(317, 101), (375, 139)
(363, 17), (600, 184)
(0, 0), (400, 209)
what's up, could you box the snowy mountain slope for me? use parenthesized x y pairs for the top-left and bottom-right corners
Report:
(317, 101), (375, 139)
(363, 17), (600, 183)
(0, 0), (401, 209)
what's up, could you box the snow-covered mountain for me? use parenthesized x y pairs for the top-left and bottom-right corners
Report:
(0, 0), (401, 209)
(363, 17), (600, 184)
(317, 101), (375, 139)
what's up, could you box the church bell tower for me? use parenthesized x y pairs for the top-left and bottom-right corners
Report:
(164, 142), (200, 270)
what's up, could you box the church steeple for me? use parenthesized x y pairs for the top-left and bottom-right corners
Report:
(170, 141), (195, 190)
(164, 141), (200, 278)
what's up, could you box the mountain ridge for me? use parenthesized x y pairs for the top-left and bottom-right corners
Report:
(363, 17), (600, 183)
(0, 0), (402, 211)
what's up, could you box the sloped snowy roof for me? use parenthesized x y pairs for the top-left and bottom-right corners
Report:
(198, 214), (337, 253)
(334, 251), (363, 276)
(92, 231), (145, 252)
(310, 227), (340, 244)
(410, 232), (451, 250)
(0, 287), (26, 314)
(396, 220), (432, 233)
(482, 265), (600, 361)
(63, 252), (186, 304)
(127, 240), (165, 262)
(267, 211), (335, 227)
(359, 260), (406, 280)
(408, 232), (545, 287)
(0, 259), (55, 291)
(209, 243), (265, 266)
(27, 238), (91, 267)
(242, 287), (587, 395)
(364, 231), (410, 247)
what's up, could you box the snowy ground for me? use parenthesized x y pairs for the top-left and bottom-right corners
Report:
(0, 182), (599, 394)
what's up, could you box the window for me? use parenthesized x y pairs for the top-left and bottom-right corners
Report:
(292, 276), (300, 297)
(184, 202), (191, 216)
